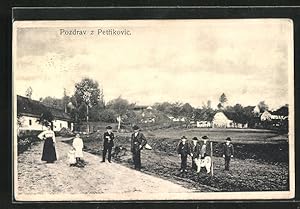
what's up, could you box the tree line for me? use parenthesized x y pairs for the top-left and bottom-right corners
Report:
(24, 78), (288, 128)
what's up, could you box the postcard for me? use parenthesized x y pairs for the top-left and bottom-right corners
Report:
(13, 19), (294, 201)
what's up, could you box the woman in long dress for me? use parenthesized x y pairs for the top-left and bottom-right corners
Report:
(38, 126), (57, 163)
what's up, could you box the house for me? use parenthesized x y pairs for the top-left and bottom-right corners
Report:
(253, 106), (260, 114)
(212, 112), (233, 128)
(196, 121), (212, 128)
(212, 111), (248, 128)
(260, 110), (272, 121)
(17, 95), (73, 133)
(260, 110), (288, 121)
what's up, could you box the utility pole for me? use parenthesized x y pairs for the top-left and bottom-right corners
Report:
(211, 141), (214, 177)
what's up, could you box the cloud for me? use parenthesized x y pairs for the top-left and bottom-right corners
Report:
(14, 19), (292, 109)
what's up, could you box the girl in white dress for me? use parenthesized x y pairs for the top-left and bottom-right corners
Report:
(72, 134), (84, 166)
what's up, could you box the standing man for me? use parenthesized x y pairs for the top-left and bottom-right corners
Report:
(177, 136), (191, 173)
(190, 137), (200, 171)
(199, 135), (211, 159)
(223, 137), (234, 171)
(131, 125), (147, 170)
(102, 126), (114, 163)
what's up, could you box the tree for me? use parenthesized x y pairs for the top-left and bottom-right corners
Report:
(207, 100), (212, 109)
(219, 93), (228, 103)
(74, 78), (102, 107)
(180, 103), (194, 118)
(37, 109), (54, 128)
(169, 102), (182, 118)
(217, 103), (223, 110)
(258, 101), (269, 113)
(41, 96), (64, 109)
(106, 96), (134, 117)
(273, 104), (288, 116)
(218, 93), (228, 109)
(98, 109), (117, 123)
(62, 88), (70, 113)
(25, 86), (33, 99)
(154, 102), (173, 114)
(74, 78), (104, 127)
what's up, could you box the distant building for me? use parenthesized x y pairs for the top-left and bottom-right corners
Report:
(260, 110), (288, 121)
(167, 115), (186, 122)
(196, 121), (212, 128)
(17, 95), (73, 132)
(212, 112), (233, 128)
(212, 111), (248, 129)
(260, 110), (272, 121)
(253, 106), (260, 114)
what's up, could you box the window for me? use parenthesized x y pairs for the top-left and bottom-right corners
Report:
(29, 119), (32, 126)
(60, 123), (62, 128)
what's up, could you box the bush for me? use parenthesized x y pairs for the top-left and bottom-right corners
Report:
(98, 109), (117, 123)
(17, 135), (40, 155)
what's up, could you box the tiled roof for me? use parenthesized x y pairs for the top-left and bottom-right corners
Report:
(17, 95), (71, 121)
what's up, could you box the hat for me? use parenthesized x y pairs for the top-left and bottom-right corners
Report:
(192, 137), (198, 141)
(133, 125), (140, 130)
(226, 137), (231, 141)
(106, 126), (112, 129)
(181, 136), (187, 139)
(202, 136), (208, 139)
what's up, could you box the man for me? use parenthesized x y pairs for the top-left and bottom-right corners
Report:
(131, 125), (147, 170)
(190, 137), (200, 171)
(102, 126), (114, 163)
(177, 136), (191, 173)
(199, 135), (211, 159)
(223, 137), (234, 171)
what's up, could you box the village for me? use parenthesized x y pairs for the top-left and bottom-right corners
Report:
(16, 91), (288, 136)
(14, 20), (292, 200)
(16, 89), (290, 195)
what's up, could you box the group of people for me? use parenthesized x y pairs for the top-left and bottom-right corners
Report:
(177, 135), (234, 173)
(38, 125), (234, 173)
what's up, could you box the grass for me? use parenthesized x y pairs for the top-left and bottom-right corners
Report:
(67, 128), (289, 192)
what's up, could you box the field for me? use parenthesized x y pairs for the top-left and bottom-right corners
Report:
(70, 127), (289, 192)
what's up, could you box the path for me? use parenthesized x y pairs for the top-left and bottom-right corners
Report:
(16, 137), (194, 201)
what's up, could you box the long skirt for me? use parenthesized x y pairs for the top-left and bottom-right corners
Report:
(41, 138), (57, 162)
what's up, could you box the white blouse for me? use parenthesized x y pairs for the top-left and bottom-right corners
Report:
(38, 130), (56, 143)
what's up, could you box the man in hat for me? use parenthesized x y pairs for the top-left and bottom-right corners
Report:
(131, 125), (147, 170)
(199, 135), (211, 159)
(190, 137), (200, 171)
(223, 137), (234, 171)
(177, 136), (191, 173)
(102, 126), (115, 163)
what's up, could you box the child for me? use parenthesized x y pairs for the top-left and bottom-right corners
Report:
(68, 148), (76, 166)
(72, 134), (84, 167)
(177, 136), (191, 173)
(223, 137), (234, 171)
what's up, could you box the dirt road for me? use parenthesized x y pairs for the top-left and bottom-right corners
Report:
(16, 137), (195, 201)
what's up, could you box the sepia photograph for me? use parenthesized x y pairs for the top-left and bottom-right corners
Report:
(13, 19), (294, 201)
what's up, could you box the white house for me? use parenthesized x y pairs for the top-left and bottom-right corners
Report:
(196, 121), (212, 128)
(260, 110), (272, 121)
(253, 106), (260, 114)
(212, 111), (248, 129)
(17, 95), (73, 133)
(212, 112), (233, 128)
(260, 110), (288, 121)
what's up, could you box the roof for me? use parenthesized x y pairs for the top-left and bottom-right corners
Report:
(17, 95), (72, 121)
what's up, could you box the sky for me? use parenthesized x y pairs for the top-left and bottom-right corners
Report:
(13, 19), (293, 110)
